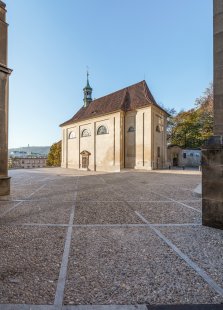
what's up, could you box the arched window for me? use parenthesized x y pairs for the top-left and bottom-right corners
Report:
(128, 126), (135, 132)
(81, 129), (91, 137)
(97, 125), (108, 135)
(68, 131), (76, 139)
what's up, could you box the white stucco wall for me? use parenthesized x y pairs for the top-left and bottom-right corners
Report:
(61, 106), (168, 172)
(61, 112), (122, 172)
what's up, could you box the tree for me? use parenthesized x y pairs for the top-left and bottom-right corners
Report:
(168, 83), (213, 148)
(47, 140), (61, 167)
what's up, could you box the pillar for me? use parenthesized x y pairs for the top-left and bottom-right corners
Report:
(202, 0), (223, 229)
(0, 1), (12, 195)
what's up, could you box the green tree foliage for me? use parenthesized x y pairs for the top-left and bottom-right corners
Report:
(47, 140), (61, 167)
(168, 84), (213, 148)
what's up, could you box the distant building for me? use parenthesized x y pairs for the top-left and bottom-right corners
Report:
(167, 145), (201, 167)
(60, 77), (169, 172)
(10, 151), (47, 158)
(9, 157), (47, 169)
(10, 151), (28, 158)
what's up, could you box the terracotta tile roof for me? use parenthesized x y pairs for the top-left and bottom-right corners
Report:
(60, 80), (168, 127)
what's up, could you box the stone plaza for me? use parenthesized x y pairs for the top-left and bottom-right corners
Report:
(0, 168), (223, 309)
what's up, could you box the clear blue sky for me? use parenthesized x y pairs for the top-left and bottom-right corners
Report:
(6, 0), (213, 148)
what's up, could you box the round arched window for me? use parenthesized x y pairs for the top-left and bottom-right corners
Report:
(128, 126), (135, 132)
(97, 125), (108, 135)
(68, 131), (76, 139)
(81, 129), (90, 137)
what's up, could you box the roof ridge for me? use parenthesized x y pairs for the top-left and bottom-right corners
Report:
(142, 80), (153, 104)
(142, 80), (170, 116)
(90, 80), (145, 104)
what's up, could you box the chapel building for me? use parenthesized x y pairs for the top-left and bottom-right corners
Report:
(60, 77), (169, 172)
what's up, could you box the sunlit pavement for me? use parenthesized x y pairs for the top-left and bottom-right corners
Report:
(0, 168), (222, 310)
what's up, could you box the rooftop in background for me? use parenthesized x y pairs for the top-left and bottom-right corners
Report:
(9, 146), (50, 157)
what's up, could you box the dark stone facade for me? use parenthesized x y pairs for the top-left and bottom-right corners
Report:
(0, 1), (12, 195)
(202, 0), (223, 230)
(202, 140), (223, 229)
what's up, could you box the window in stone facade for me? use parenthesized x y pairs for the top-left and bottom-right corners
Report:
(128, 126), (135, 132)
(156, 116), (164, 132)
(97, 125), (108, 135)
(156, 125), (161, 132)
(81, 129), (91, 137)
(157, 146), (160, 158)
(183, 153), (187, 159)
(69, 131), (76, 139)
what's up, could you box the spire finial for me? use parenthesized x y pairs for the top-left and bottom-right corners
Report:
(87, 66), (89, 82)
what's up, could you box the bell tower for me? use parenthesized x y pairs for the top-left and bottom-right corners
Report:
(83, 71), (92, 107)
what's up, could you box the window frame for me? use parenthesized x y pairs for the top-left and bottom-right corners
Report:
(97, 125), (108, 135)
(68, 131), (76, 139)
(127, 126), (135, 133)
(81, 129), (91, 137)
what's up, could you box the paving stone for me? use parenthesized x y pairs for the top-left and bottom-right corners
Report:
(0, 201), (73, 225)
(129, 201), (201, 224)
(29, 188), (75, 202)
(63, 306), (147, 310)
(1, 168), (221, 308)
(77, 188), (119, 202)
(5, 181), (49, 200)
(0, 226), (66, 304)
(158, 225), (223, 288)
(0, 201), (18, 216)
(181, 201), (202, 212)
(111, 185), (165, 202)
(127, 184), (198, 202)
(64, 227), (223, 305)
(0, 305), (55, 309)
(74, 201), (143, 224)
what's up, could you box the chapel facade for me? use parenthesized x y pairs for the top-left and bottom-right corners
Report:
(60, 77), (169, 172)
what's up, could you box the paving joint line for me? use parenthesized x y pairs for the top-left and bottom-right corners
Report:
(54, 177), (79, 308)
(134, 210), (223, 297)
(127, 180), (201, 213)
(0, 199), (25, 202)
(0, 304), (223, 310)
(98, 176), (201, 226)
(9, 223), (202, 228)
(0, 199), (201, 203)
(0, 304), (148, 309)
(0, 184), (47, 218)
(75, 200), (201, 203)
